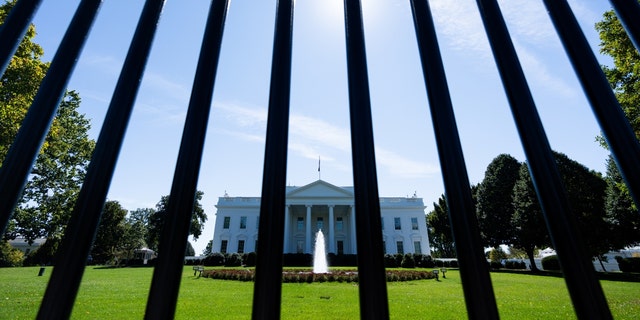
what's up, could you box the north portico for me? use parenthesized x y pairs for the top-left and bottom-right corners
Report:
(211, 180), (430, 256)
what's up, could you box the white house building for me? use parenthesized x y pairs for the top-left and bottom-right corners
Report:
(211, 180), (431, 256)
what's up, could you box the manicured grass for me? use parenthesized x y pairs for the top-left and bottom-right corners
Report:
(1, 266), (638, 319)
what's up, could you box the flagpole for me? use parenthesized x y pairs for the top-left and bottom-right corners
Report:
(318, 156), (321, 180)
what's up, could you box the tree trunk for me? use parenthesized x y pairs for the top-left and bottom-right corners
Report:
(597, 256), (607, 272)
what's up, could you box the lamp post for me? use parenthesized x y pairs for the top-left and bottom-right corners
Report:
(440, 267), (447, 279)
(432, 269), (439, 281)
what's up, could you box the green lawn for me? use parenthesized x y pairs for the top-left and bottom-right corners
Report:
(0, 266), (638, 319)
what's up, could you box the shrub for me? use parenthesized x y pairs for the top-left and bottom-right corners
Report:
(615, 256), (640, 273)
(283, 253), (312, 267)
(401, 254), (415, 268)
(384, 254), (397, 268)
(0, 241), (24, 267)
(504, 260), (526, 270)
(541, 255), (561, 271)
(394, 254), (404, 267)
(203, 253), (225, 266)
(489, 261), (503, 269)
(225, 253), (243, 267)
(244, 252), (257, 267)
(328, 253), (357, 266)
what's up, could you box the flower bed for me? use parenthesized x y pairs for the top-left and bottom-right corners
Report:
(200, 269), (435, 283)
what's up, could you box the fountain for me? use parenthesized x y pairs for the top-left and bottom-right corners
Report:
(313, 230), (329, 273)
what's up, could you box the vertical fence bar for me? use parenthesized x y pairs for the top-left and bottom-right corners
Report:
(543, 0), (640, 208)
(36, 1), (166, 318)
(409, 1), (499, 318)
(251, 0), (294, 319)
(0, 0), (103, 237)
(609, 0), (640, 53)
(0, 0), (43, 76)
(343, 0), (389, 319)
(476, 1), (612, 318)
(144, 0), (229, 318)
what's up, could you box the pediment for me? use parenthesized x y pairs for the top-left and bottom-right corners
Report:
(287, 180), (353, 199)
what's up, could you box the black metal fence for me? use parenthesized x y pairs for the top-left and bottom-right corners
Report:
(1, 0), (639, 319)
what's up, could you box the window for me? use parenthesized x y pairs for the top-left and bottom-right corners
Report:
(336, 217), (343, 231)
(240, 216), (247, 229)
(396, 241), (404, 254)
(297, 217), (304, 231)
(414, 241), (422, 254)
(411, 217), (419, 230)
(223, 216), (230, 229)
(382, 241), (386, 254)
(381, 217), (384, 230)
(238, 240), (245, 254)
(337, 240), (344, 255)
(394, 217), (401, 230)
(317, 217), (324, 230)
(220, 240), (228, 253)
(256, 216), (260, 230)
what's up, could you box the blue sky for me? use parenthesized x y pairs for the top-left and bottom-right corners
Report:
(30, 0), (613, 254)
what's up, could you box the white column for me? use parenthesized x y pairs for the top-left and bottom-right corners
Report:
(350, 205), (357, 254)
(283, 205), (290, 253)
(328, 205), (335, 253)
(306, 205), (312, 253)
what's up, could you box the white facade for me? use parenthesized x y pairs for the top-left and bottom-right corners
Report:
(211, 180), (430, 256)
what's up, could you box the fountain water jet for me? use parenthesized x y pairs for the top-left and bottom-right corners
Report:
(313, 230), (328, 273)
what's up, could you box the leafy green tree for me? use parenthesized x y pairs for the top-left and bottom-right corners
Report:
(595, 5), (640, 239)
(426, 194), (456, 258)
(604, 156), (639, 249)
(203, 240), (213, 256)
(147, 191), (207, 252)
(0, 0), (49, 163)
(1, 2), (95, 248)
(128, 207), (154, 249)
(476, 154), (521, 248)
(512, 163), (550, 272)
(7, 92), (94, 244)
(512, 152), (609, 270)
(91, 201), (128, 264)
(595, 7), (640, 143)
(0, 240), (23, 267)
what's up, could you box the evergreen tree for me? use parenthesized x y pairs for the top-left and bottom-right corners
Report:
(426, 194), (456, 258)
(476, 154), (521, 248)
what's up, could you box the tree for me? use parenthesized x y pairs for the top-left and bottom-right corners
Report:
(91, 201), (128, 264)
(426, 194), (456, 258)
(604, 156), (639, 249)
(595, 5), (640, 241)
(0, 0), (49, 163)
(595, 6), (640, 143)
(0, 241), (23, 267)
(203, 240), (213, 256)
(1, 2), (95, 249)
(185, 241), (195, 256)
(147, 191), (207, 252)
(511, 163), (550, 272)
(128, 207), (154, 250)
(476, 154), (521, 248)
(512, 152), (609, 270)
